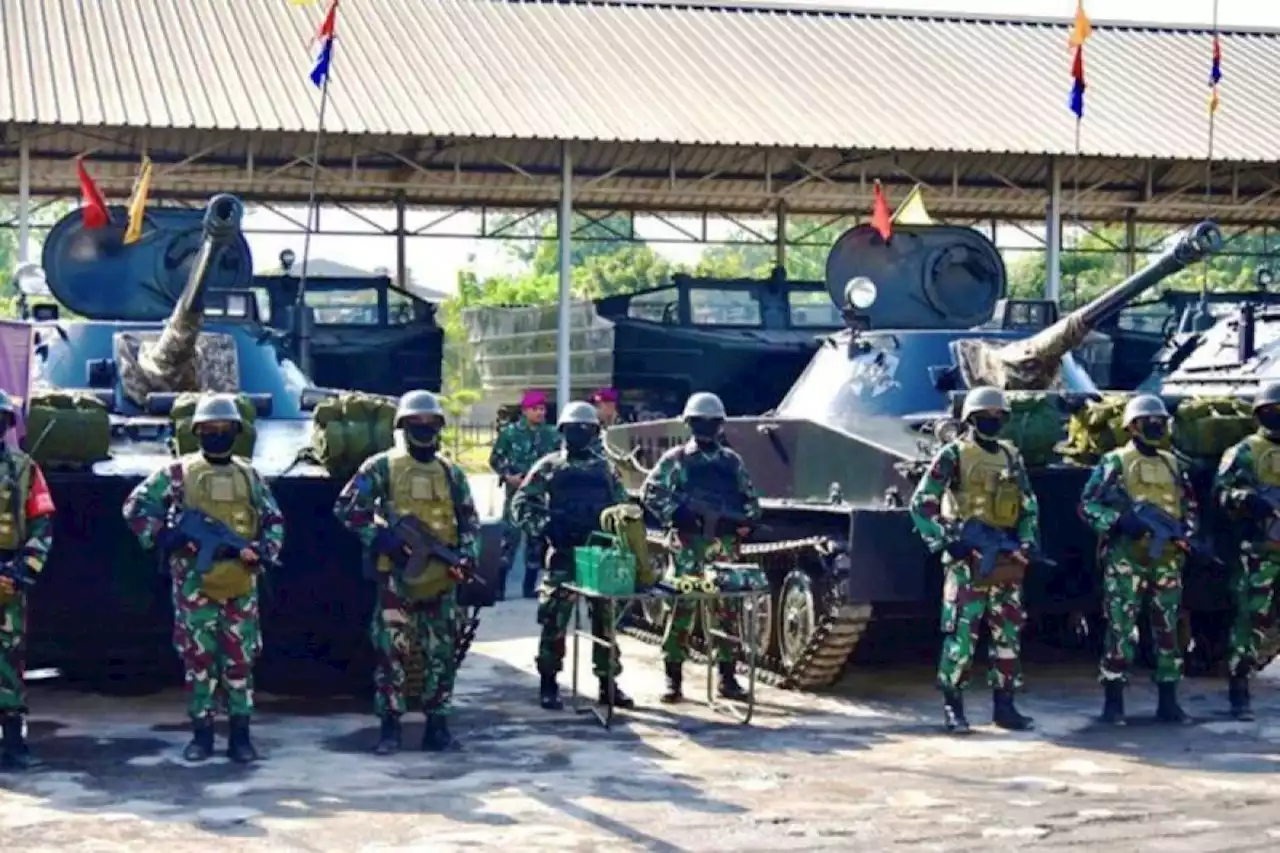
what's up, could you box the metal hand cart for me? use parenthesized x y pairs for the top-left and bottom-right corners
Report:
(561, 583), (767, 729)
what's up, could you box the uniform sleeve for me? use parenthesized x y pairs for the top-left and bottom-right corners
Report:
(510, 457), (553, 537)
(20, 462), (55, 579)
(607, 462), (630, 504)
(250, 471), (286, 565)
(1178, 461), (1201, 535)
(1213, 441), (1256, 513)
(908, 443), (958, 553)
(641, 449), (683, 527)
(1013, 453), (1041, 548)
(1078, 453), (1124, 536)
(122, 465), (178, 551)
(332, 455), (388, 550)
(488, 426), (517, 477)
(732, 453), (763, 521)
(448, 462), (482, 561)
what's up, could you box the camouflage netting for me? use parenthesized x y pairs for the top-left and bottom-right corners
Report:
(114, 330), (241, 407)
(170, 392), (259, 458)
(24, 391), (111, 467)
(1056, 394), (1254, 466)
(310, 392), (397, 477)
(953, 313), (1091, 391)
(995, 393), (1066, 467)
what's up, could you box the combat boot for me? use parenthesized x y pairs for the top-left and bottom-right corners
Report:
(1099, 681), (1126, 725)
(1155, 682), (1191, 724)
(1229, 675), (1255, 721)
(182, 716), (215, 762)
(598, 678), (635, 710)
(373, 714), (401, 755)
(226, 715), (260, 763)
(991, 688), (1034, 731)
(660, 661), (684, 704)
(1, 714), (35, 771)
(942, 689), (971, 734)
(718, 661), (749, 701)
(539, 673), (563, 710)
(422, 714), (454, 751)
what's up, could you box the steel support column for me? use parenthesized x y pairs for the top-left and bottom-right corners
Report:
(556, 143), (573, 408)
(395, 194), (407, 290)
(1124, 210), (1137, 276)
(1046, 158), (1063, 301)
(775, 203), (787, 270)
(17, 138), (30, 264)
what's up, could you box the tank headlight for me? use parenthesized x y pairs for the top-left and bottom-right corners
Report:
(13, 263), (49, 296)
(845, 277), (878, 310)
(1257, 268), (1274, 290)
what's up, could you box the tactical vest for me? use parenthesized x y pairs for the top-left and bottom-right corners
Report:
(943, 439), (1023, 530)
(0, 452), (33, 606)
(546, 458), (618, 550)
(377, 448), (460, 601)
(1116, 443), (1183, 563)
(182, 456), (260, 602)
(1242, 433), (1280, 550)
(679, 447), (746, 513)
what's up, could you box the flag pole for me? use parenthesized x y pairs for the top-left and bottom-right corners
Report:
(296, 71), (330, 379)
(1201, 0), (1220, 297)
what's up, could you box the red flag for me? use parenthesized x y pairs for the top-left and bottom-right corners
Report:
(76, 158), (109, 229)
(870, 181), (893, 243)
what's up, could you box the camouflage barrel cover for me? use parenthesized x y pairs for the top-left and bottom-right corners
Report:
(24, 390), (111, 466)
(1058, 394), (1253, 466)
(170, 391), (258, 458)
(310, 392), (397, 476)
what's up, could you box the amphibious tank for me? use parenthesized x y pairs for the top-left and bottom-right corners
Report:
(21, 195), (499, 696)
(607, 220), (1239, 690)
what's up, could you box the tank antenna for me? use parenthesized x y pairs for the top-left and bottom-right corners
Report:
(1066, 2), (1093, 309)
(1201, 0), (1222, 298)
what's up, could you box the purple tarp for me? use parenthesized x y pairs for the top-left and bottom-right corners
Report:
(0, 321), (32, 449)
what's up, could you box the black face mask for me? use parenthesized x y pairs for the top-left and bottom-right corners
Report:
(1258, 408), (1280, 434)
(688, 418), (723, 445)
(404, 423), (441, 461)
(199, 431), (236, 461)
(971, 414), (1005, 439)
(561, 424), (597, 454)
(1138, 419), (1168, 442)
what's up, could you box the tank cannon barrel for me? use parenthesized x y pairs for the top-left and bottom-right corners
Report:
(122, 194), (246, 404)
(953, 220), (1223, 391)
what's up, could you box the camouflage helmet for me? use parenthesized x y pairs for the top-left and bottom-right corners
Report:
(0, 390), (17, 417)
(190, 394), (243, 430)
(1254, 382), (1280, 411)
(557, 401), (599, 428)
(1122, 394), (1170, 428)
(682, 392), (727, 421)
(960, 386), (1010, 422)
(394, 390), (446, 428)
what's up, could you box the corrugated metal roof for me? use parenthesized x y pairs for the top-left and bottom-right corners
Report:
(1, 0), (1276, 162)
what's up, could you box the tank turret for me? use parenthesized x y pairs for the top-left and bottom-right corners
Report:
(109, 194), (246, 405)
(952, 221), (1223, 390)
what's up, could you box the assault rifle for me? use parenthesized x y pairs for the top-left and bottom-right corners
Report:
(652, 484), (759, 538)
(0, 553), (36, 590)
(169, 508), (273, 576)
(1106, 486), (1219, 565)
(1252, 485), (1280, 543)
(371, 508), (481, 586)
(951, 518), (1056, 582)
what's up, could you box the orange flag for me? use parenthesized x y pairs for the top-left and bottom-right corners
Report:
(870, 181), (893, 243)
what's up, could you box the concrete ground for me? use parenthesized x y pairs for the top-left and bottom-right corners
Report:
(2, 590), (1280, 853)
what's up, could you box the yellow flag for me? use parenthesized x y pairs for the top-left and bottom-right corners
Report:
(288, 0), (319, 5)
(891, 185), (934, 226)
(123, 155), (152, 246)
(1068, 1), (1093, 47)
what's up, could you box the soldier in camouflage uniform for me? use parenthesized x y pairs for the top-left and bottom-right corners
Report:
(334, 390), (481, 754)
(512, 401), (634, 711)
(588, 388), (619, 458)
(641, 392), (758, 704)
(123, 393), (285, 763)
(1078, 394), (1197, 726)
(490, 390), (560, 599)
(0, 390), (56, 770)
(908, 386), (1037, 734)
(1213, 381), (1280, 721)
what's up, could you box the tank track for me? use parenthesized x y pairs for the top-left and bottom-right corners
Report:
(620, 533), (873, 691)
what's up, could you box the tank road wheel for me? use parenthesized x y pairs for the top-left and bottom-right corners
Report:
(778, 570), (818, 672)
(738, 588), (773, 660)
